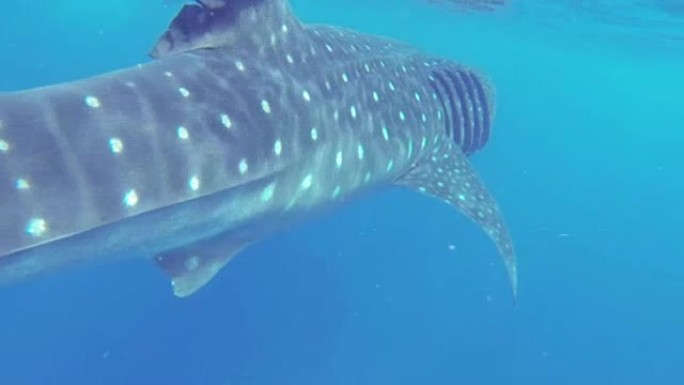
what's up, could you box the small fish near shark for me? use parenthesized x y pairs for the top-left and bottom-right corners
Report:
(0, 0), (518, 299)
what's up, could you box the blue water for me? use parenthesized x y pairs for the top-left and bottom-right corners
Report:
(1, 0), (683, 384)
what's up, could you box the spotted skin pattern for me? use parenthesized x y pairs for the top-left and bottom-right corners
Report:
(0, 0), (516, 298)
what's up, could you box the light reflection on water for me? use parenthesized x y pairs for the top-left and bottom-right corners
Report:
(427, 0), (684, 52)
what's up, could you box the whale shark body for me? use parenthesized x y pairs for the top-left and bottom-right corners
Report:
(0, 0), (517, 298)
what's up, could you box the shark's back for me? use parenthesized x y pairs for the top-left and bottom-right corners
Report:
(0, 0), (516, 299)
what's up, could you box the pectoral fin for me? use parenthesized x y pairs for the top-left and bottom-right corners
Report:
(154, 234), (252, 297)
(396, 143), (518, 298)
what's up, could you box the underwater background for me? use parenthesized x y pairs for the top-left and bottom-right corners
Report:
(0, 0), (682, 384)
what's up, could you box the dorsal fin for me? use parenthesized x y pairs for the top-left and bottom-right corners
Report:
(151, 0), (302, 59)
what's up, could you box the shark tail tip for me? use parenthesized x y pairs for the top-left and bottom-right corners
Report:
(507, 262), (518, 304)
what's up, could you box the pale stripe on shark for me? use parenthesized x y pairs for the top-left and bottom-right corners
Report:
(0, 0), (516, 300)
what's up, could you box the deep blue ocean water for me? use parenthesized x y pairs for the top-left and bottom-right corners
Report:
(0, 0), (682, 384)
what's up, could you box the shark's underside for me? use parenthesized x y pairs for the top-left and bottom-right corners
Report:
(0, 0), (517, 298)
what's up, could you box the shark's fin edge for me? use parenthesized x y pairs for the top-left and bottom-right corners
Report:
(154, 235), (252, 297)
(396, 143), (518, 299)
(150, 0), (299, 59)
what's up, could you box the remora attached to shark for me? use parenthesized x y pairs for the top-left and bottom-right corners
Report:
(0, 0), (517, 298)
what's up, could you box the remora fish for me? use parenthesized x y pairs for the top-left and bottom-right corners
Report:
(0, 0), (517, 298)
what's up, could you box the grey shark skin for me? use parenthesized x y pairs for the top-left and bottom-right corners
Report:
(0, 0), (517, 298)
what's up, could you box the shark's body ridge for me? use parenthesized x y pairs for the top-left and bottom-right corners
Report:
(0, 0), (517, 298)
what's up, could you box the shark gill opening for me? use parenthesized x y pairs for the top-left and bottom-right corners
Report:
(428, 71), (458, 143)
(428, 68), (492, 155)
(430, 70), (472, 150)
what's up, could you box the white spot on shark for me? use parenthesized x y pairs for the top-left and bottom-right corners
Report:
(239, 158), (249, 175)
(178, 87), (190, 98)
(261, 99), (271, 114)
(177, 126), (189, 140)
(184, 256), (200, 271)
(221, 114), (232, 129)
(189, 176), (201, 191)
(302, 90), (311, 102)
(332, 186), (341, 198)
(164, 71), (174, 77)
(235, 60), (245, 72)
(85, 96), (101, 108)
(350, 105), (357, 119)
(336, 151), (343, 169)
(382, 126), (389, 141)
(26, 218), (48, 238)
(109, 137), (124, 154)
(15, 178), (30, 190)
(260, 183), (276, 202)
(274, 140), (282, 156)
(399, 111), (405, 121)
(342, 73), (348, 83)
(124, 189), (139, 207)
(310, 128), (318, 141)
(286, 54), (294, 64)
(388, 81), (395, 91)
(301, 174), (313, 190)
(0, 139), (10, 153)
(357, 144), (364, 160)
(325, 43), (333, 52)
(281, 24), (289, 33)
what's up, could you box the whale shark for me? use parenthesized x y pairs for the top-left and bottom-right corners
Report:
(0, 0), (517, 298)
